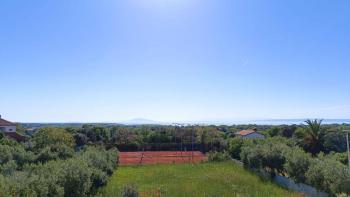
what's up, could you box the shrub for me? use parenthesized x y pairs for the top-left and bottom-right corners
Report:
(121, 183), (139, 197)
(237, 135), (350, 196)
(80, 147), (118, 176)
(32, 127), (75, 150)
(324, 131), (347, 153)
(0, 145), (12, 164)
(208, 151), (230, 162)
(2, 171), (40, 197)
(241, 145), (263, 169)
(284, 148), (311, 183)
(79, 147), (118, 188)
(0, 144), (35, 171)
(280, 125), (297, 138)
(306, 154), (349, 194)
(262, 149), (285, 174)
(240, 138), (289, 174)
(330, 152), (348, 165)
(74, 133), (88, 147)
(0, 160), (17, 176)
(0, 137), (19, 146)
(0, 174), (10, 197)
(0, 146), (118, 197)
(60, 159), (93, 197)
(339, 178), (350, 196)
(266, 126), (281, 137)
(11, 146), (35, 168)
(240, 140), (263, 169)
(36, 145), (75, 163)
(228, 138), (243, 159)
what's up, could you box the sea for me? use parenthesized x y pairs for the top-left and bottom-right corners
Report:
(184, 119), (350, 126)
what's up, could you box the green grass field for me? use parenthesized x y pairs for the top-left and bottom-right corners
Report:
(97, 161), (301, 197)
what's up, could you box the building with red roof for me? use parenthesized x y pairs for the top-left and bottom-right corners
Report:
(235, 128), (265, 139)
(0, 115), (16, 132)
(0, 115), (26, 142)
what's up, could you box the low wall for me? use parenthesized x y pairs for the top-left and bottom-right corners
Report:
(273, 175), (328, 197)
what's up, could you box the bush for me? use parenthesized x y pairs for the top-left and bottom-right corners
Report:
(266, 126), (281, 137)
(60, 159), (93, 197)
(0, 144), (35, 172)
(240, 145), (263, 169)
(2, 171), (41, 197)
(339, 178), (350, 196)
(0, 174), (10, 197)
(0, 145), (12, 164)
(284, 148), (311, 183)
(32, 127), (75, 150)
(0, 137), (19, 146)
(208, 151), (230, 162)
(36, 145), (75, 163)
(306, 154), (349, 194)
(261, 143), (287, 174)
(0, 146), (119, 197)
(0, 160), (17, 176)
(228, 138), (243, 159)
(324, 131), (348, 153)
(79, 147), (118, 188)
(74, 133), (88, 147)
(11, 146), (35, 168)
(240, 138), (289, 174)
(237, 135), (350, 196)
(80, 147), (118, 176)
(329, 152), (348, 165)
(24, 164), (64, 196)
(121, 183), (139, 197)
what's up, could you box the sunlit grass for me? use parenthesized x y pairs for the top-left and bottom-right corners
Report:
(97, 161), (302, 197)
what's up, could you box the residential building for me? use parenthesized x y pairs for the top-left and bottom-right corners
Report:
(0, 115), (16, 132)
(0, 115), (25, 142)
(235, 128), (265, 139)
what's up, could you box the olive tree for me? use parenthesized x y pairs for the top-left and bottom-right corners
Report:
(284, 148), (311, 183)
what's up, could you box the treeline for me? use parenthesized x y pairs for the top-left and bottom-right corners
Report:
(63, 125), (231, 152)
(262, 120), (350, 154)
(0, 128), (118, 197)
(23, 123), (350, 153)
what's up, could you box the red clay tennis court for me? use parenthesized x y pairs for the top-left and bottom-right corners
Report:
(119, 151), (208, 166)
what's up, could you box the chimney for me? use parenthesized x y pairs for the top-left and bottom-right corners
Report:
(0, 115), (1, 119)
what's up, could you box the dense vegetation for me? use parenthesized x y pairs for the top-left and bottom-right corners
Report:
(1, 120), (349, 196)
(227, 120), (350, 196)
(22, 122), (350, 153)
(0, 128), (118, 197)
(97, 161), (300, 197)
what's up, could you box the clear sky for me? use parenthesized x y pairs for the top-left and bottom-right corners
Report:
(1, 0), (350, 123)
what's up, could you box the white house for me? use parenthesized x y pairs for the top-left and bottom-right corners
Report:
(235, 128), (265, 139)
(0, 115), (16, 132)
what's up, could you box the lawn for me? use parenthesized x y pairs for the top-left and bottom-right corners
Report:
(97, 161), (302, 197)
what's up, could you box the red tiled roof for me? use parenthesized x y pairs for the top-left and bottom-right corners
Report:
(0, 118), (16, 126)
(3, 132), (26, 142)
(236, 129), (258, 136)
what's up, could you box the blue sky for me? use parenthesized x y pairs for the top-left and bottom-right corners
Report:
(1, 0), (350, 122)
